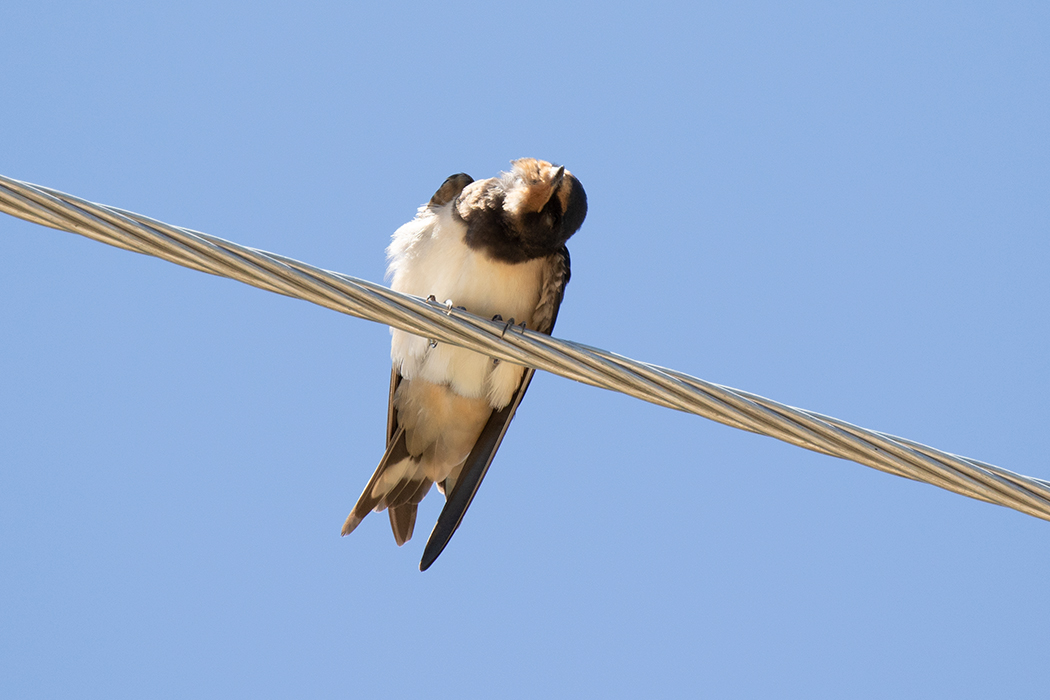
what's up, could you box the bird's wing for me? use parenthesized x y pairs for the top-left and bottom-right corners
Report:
(428, 173), (474, 209)
(341, 420), (414, 536)
(385, 367), (401, 445)
(419, 246), (571, 570)
(532, 246), (571, 333)
(342, 367), (431, 544)
(381, 368), (424, 544)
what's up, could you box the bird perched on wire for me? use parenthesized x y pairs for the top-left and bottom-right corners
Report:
(342, 158), (587, 570)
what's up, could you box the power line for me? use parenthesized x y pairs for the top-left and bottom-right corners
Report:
(3, 173), (1048, 522)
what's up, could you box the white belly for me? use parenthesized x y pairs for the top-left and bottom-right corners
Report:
(387, 204), (543, 408)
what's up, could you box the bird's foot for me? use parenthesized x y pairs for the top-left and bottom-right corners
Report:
(491, 314), (512, 338)
(492, 315), (527, 339)
(442, 298), (466, 314)
(491, 314), (528, 338)
(423, 296), (465, 349)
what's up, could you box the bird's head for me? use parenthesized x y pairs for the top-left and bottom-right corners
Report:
(499, 158), (587, 253)
(456, 158), (587, 263)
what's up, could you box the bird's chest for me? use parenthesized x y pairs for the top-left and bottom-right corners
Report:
(392, 218), (546, 324)
(388, 214), (546, 406)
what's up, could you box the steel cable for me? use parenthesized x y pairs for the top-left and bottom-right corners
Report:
(2, 173), (1048, 522)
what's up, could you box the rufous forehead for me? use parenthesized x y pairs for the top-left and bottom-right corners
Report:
(508, 158), (574, 214)
(510, 157), (553, 181)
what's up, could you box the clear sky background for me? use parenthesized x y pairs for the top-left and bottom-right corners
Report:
(1, 2), (1048, 698)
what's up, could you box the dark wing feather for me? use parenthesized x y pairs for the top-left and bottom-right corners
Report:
(419, 248), (571, 571)
(429, 173), (473, 209)
(383, 452), (433, 541)
(386, 367), (401, 444)
(341, 424), (410, 536)
(388, 504), (417, 547)
(419, 370), (536, 570)
(536, 246), (570, 332)
(343, 368), (424, 541)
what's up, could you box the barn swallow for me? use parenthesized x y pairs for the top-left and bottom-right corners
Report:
(342, 158), (587, 570)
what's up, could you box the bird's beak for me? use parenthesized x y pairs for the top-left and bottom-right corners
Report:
(551, 165), (565, 191)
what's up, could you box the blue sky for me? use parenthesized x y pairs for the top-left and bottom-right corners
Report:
(1, 2), (1048, 697)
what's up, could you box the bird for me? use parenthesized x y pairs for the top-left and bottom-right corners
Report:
(341, 158), (587, 570)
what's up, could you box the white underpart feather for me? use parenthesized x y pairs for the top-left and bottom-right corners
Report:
(387, 202), (544, 409)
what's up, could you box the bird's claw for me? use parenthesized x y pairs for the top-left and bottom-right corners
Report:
(491, 314), (527, 340)
(425, 298), (462, 351)
(497, 316), (514, 338)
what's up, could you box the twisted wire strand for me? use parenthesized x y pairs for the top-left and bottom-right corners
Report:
(2, 173), (1048, 522)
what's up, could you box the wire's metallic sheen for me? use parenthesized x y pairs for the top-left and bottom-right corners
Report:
(3, 173), (1048, 522)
